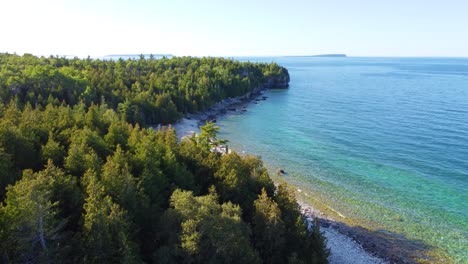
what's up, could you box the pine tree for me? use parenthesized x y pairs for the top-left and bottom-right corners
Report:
(100, 146), (139, 214)
(82, 172), (141, 263)
(41, 132), (66, 166)
(0, 147), (14, 198)
(167, 189), (260, 263)
(0, 161), (76, 263)
(253, 188), (286, 264)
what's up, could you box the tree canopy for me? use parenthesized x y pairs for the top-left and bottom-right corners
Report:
(0, 53), (288, 124)
(0, 54), (327, 263)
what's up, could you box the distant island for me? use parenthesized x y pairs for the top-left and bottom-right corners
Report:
(284, 54), (347, 58)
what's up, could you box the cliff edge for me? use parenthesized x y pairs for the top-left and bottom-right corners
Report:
(264, 66), (290, 88)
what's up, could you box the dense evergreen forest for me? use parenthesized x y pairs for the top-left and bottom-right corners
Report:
(0, 53), (289, 125)
(0, 53), (328, 263)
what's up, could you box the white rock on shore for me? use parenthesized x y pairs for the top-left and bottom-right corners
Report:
(300, 202), (387, 264)
(324, 227), (387, 264)
(167, 96), (387, 264)
(173, 118), (200, 140)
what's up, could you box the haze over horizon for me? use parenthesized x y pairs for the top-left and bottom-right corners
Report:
(1, 0), (468, 58)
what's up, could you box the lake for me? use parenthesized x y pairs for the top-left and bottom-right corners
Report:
(216, 56), (468, 262)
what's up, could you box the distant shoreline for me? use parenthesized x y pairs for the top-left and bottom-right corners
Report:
(168, 84), (270, 140)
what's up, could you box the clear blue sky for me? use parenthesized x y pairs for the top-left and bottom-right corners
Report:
(1, 0), (467, 57)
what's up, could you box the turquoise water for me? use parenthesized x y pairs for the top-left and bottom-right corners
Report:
(217, 57), (468, 262)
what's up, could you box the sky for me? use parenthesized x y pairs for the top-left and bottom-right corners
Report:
(1, 0), (468, 57)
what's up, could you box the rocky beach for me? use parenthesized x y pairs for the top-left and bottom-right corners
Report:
(168, 94), (401, 264)
(165, 67), (439, 264)
(299, 200), (430, 264)
(171, 81), (276, 139)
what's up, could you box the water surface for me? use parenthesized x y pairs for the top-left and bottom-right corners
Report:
(217, 57), (468, 262)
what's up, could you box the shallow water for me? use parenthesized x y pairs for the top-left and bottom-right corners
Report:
(216, 57), (468, 262)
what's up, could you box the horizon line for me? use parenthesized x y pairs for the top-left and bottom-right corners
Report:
(2, 51), (468, 59)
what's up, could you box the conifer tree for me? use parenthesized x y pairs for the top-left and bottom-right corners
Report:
(253, 188), (286, 264)
(82, 172), (141, 263)
(0, 161), (78, 263)
(167, 189), (260, 264)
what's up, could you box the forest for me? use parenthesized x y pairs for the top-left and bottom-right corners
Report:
(0, 53), (288, 124)
(0, 53), (328, 263)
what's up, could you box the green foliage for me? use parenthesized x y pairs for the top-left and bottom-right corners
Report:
(302, 218), (330, 264)
(244, 155), (275, 196)
(0, 147), (14, 198)
(214, 152), (251, 203)
(274, 183), (330, 263)
(253, 188), (286, 264)
(163, 189), (260, 263)
(64, 142), (102, 177)
(104, 120), (130, 149)
(101, 146), (140, 215)
(0, 55), (327, 263)
(41, 132), (66, 166)
(0, 161), (80, 262)
(0, 53), (288, 124)
(82, 172), (142, 263)
(196, 121), (228, 151)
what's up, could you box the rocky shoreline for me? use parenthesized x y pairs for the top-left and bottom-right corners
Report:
(169, 101), (409, 264)
(299, 200), (431, 264)
(171, 113), (432, 264)
(171, 82), (280, 140)
(182, 69), (290, 126)
(167, 75), (428, 264)
(189, 86), (272, 126)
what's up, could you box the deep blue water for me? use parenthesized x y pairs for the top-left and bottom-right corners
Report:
(216, 57), (468, 262)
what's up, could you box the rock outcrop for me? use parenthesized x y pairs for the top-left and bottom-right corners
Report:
(264, 67), (290, 89)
